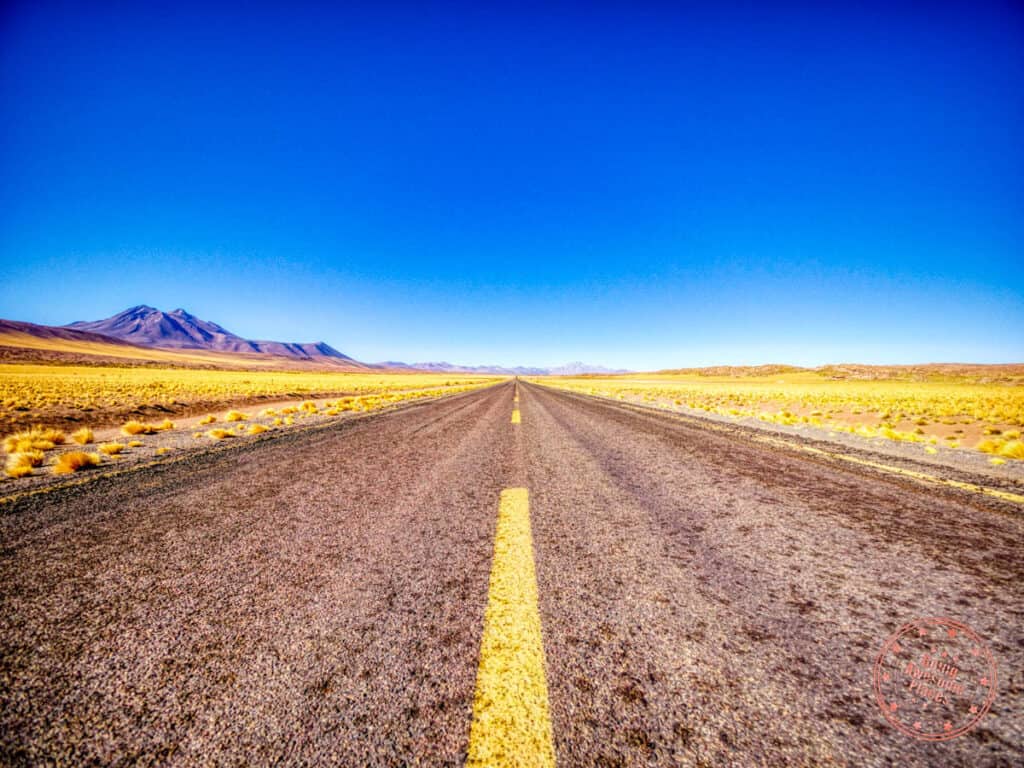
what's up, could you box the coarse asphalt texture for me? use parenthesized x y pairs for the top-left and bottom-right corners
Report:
(1, 380), (1022, 766)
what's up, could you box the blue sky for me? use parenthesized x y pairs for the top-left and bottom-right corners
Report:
(1, 1), (1021, 369)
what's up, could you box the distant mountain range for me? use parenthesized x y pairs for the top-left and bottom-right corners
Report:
(0, 305), (626, 374)
(377, 361), (629, 375)
(67, 305), (360, 363)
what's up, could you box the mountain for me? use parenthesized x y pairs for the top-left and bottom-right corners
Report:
(375, 360), (627, 375)
(67, 306), (362, 364)
(0, 318), (144, 349)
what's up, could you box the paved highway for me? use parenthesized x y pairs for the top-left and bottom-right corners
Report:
(2, 381), (1021, 766)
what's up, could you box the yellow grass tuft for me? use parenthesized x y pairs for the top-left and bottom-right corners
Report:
(989, 457), (1006, 466)
(272, 417), (283, 426)
(155, 447), (170, 456)
(260, 408), (277, 417)
(300, 400), (318, 413)
(71, 427), (95, 445)
(3, 426), (66, 453)
(192, 431), (203, 439)
(998, 440), (1024, 460)
(122, 420), (155, 435)
(976, 438), (1002, 454)
(121, 418), (172, 435)
(53, 451), (101, 474)
(5, 462), (34, 478)
(284, 415), (294, 426)
(13, 449), (44, 466)
(248, 423), (268, 435)
(5, 450), (45, 477)
(206, 428), (234, 440)
(224, 410), (248, 422)
(98, 442), (125, 455)
(198, 415), (217, 425)
(127, 440), (143, 448)
(924, 446), (938, 454)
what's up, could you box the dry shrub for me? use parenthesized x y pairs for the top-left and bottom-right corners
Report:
(206, 428), (234, 440)
(999, 440), (1024, 460)
(53, 451), (101, 474)
(224, 411), (248, 422)
(5, 462), (34, 478)
(98, 443), (125, 455)
(4, 426), (67, 453)
(71, 427), (95, 445)
(122, 419), (173, 435)
(976, 438), (1001, 454)
(248, 424), (268, 435)
(5, 450), (45, 478)
(198, 415), (217, 425)
(121, 421), (156, 435)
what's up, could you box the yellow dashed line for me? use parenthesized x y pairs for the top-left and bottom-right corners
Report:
(511, 409), (521, 424)
(467, 488), (555, 768)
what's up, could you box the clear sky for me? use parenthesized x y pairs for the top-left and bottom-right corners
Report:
(1, 1), (1022, 369)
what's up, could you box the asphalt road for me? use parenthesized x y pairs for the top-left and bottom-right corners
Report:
(1, 380), (1021, 766)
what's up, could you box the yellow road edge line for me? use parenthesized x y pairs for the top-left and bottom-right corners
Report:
(511, 409), (522, 424)
(467, 488), (555, 768)
(749, 433), (1024, 504)
(537, 385), (1024, 507)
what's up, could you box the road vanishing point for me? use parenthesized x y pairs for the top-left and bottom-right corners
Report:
(1, 380), (1021, 766)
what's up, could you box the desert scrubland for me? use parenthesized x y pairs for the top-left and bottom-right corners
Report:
(0, 364), (496, 480)
(534, 365), (1024, 464)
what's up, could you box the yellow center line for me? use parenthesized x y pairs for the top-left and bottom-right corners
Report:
(467, 488), (555, 767)
(511, 409), (521, 424)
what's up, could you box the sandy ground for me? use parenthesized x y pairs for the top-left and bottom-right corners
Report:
(1, 381), (1021, 765)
